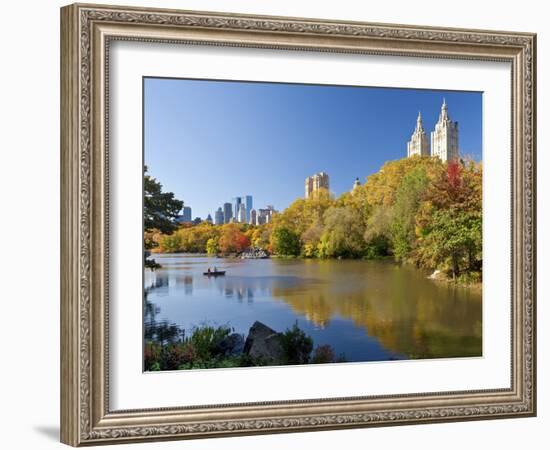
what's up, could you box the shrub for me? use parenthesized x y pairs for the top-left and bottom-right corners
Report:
(280, 322), (313, 364)
(187, 324), (232, 360)
(144, 343), (162, 371)
(311, 344), (336, 364)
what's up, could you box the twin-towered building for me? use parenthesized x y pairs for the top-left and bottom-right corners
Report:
(407, 99), (459, 162)
(305, 172), (330, 199)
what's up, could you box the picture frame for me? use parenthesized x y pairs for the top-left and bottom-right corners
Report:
(60, 2), (536, 446)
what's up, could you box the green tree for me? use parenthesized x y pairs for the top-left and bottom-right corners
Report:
(206, 237), (218, 256)
(319, 206), (365, 258)
(390, 167), (428, 262)
(143, 166), (183, 269)
(144, 166), (183, 234)
(271, 227), (301, 256)
(416, 209), (481, 279)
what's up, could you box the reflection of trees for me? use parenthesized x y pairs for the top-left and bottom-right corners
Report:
(144, 275), (182, 345)
(271, 261), (482, 359)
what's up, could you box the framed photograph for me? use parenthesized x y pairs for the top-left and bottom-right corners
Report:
(60, 3), (536, 446)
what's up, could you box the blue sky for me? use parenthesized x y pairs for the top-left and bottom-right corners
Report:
(144, 78), (482, 220)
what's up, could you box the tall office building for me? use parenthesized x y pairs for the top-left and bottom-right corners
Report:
(223, 202), (233, 224)
(245, 195), (253, 222)
(407, 111), (430, 157)
(249, 208), (257, 226)
(176, 206), (192, 224)
(205, 214), (213, 224)
(182, 206), (192, 223)
(238, 203), (247, 223)
(214, 207), (224, 225)
(430, 99), (459, 162)
(305, 172), (329, 199)
(233, 197), (242, 222)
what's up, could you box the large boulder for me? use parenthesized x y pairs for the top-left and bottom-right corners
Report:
(215, 333), (245, 357)
(243, 321), (284, 363)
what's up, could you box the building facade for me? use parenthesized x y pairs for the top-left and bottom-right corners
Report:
(223, 202), (232, 224)
(233, 197), (242, 222)
(249, 208), (257, 226)
(406, 100), (460, 162)
(176, 206), (192, 224)
(214, 207), (224, 225)
(407, 112), (430, 157)
(430, 99), (459, 162)
(245, 195), (253, 222)
(305, 172), (330, 199)
(237, 203), (247, 223)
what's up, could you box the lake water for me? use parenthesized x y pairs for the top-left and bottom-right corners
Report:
(144, 254), (482, 362)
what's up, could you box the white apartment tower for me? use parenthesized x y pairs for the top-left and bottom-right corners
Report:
(430, 99), (459, 162)
(407, 111), (430, 157)
(305, 172), (330, 199)
(237, 203), (247, 223)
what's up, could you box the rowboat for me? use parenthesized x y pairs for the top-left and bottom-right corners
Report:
(203, 271), (226, 277)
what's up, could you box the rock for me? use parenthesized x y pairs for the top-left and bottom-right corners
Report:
(216, 333), (245, 357)
(243, 321), (284, 363)
(428, 269), (446, 280)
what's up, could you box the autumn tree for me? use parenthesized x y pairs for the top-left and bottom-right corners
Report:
(217, 224), (250, 255)
(413, 160), (482, 279)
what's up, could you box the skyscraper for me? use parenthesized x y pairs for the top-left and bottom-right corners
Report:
(176, 206), (192, 224)
(431, 99), (459, 162)
(214, 207), (224, 225)
(233, 197), (242, 222)
(205, 214), (213, 224)
(305, 172), (329, 199)
(223, 202), (233, 224)
(407, 111), (430, 157)
(249, 208), (257, 226)
(245, 195), (253, 222)
(238, 203), (247, 223)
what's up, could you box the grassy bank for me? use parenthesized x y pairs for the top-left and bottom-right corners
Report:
(144, 322), (345, 371)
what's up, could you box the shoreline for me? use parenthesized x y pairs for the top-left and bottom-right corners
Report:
(148, 251), (482, 288)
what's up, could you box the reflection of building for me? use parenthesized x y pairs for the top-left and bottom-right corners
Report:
(223, 202), (232, 224)
(407, 111), (430, 157)
(305, 172), (329, 198)
(431, 99), (459, 162)
(249, 208), (257, 226)
(238, 203), (247, 223)
(214, 207), (224, 225)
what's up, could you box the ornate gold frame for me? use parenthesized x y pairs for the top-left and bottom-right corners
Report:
(60, 3), (536, 446)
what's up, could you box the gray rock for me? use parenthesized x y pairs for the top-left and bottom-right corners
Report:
(244, 321), (284, 363)
(216, 333), (245, 357)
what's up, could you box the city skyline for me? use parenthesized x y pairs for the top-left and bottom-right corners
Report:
(144, 78), (482, 219)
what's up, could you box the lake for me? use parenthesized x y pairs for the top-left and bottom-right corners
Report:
(144, 254), (482, 362)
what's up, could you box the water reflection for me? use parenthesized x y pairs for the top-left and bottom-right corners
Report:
(144, 255), (481, 362)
